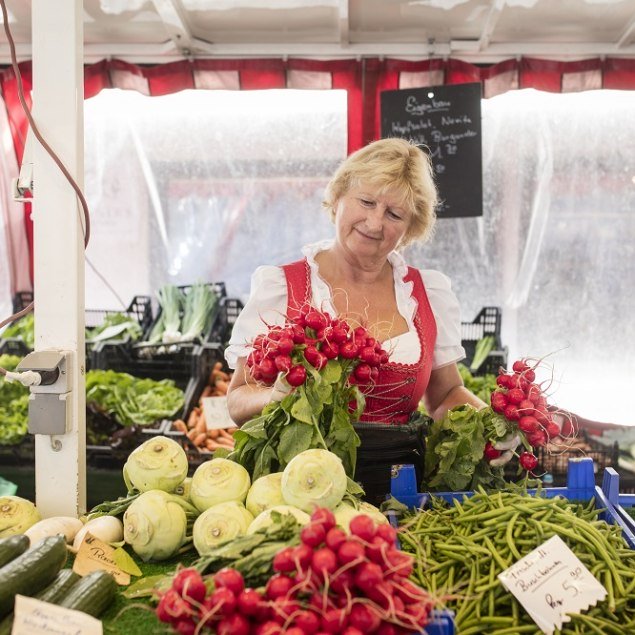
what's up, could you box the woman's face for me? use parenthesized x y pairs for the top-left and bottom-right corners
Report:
(333, 182), (411, 262)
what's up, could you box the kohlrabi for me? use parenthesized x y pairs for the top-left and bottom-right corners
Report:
(281, 449), (347, 513)
(123, 436), (188, 493)
(190, 458), (251, 512)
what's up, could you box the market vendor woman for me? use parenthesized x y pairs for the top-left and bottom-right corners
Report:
(225, 137), (487, 502)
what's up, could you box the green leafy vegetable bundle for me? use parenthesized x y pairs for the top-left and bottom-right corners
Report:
(1, 314), (34, 350)
(85, 369), (184, 427)
(0, 354), (29, 445)
(228, 308), (390, 490)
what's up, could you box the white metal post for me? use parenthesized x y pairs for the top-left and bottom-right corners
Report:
(31, 0), (86, 516)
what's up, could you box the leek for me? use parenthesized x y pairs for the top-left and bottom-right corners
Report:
(158, 285), (184, 344)
(180, 282), (217, 342)
(470, 335), (496, 372)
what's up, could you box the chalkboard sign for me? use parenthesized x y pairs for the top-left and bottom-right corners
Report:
(380, 82), (482, 218)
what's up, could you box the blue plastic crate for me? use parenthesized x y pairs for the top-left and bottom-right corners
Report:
(391, 457), (635, 548)
(424, 609), (455, 635)
(601, 467), (635, 541)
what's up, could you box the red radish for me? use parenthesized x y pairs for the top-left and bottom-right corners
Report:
(384, 550), (413, 579)
(321, 608), (348, 633)
(349, 514), (376, 541)
(175, 620), (196, 635)
(286, 365), (307, 387)
(266, 574), (295, 600)
(301, 522), (327, 548)
(339, 341), (359, 359)
(157, 589), (192, 624)
(375, 523), (397, 544)
(518, 416), (539, 433)
(527, 429), (548, 447)
(354, 562), (384, 592)
(342, 629), (365, 635)
(506, 388), (525, 405)
(503, 404), (520, 421)
(311, 547), (338, 576)
(518, 399), (535, 412)
(321, 341), (339, 359)
(271, 598), (301, 624)
(293, 543), (314, 569)
(519, 452), (538, 471)
(294, 610), (321, 633)
(217, 614), (250, 635)
(274, 354), (292, 372)
(311, 508), (336, 531)
(172, 568), (206, 603)
(330, 569), (354, 594)
(546, 421), (561, 438)
(496, 374), (511, 388)
(285, 629), (305, 635)
(208, 587), (237, 616)
(273, 547), (297, 573)
(512, 359), (530, 373)
(354, 363), (372, 382)
(491, 391), (507, 414)
(213, 568), (245, 596)
(366, 535), (389, 564)
(254, 621), (283, 635)
(337, 540), (365, 566)
(325, 527), (347, 551)
(348, 604), (381, 632)
(483, 442), (501, 461)
(237, 588), (264, 616)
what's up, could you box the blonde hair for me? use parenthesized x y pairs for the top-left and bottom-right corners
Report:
(323, 138), (438, 247)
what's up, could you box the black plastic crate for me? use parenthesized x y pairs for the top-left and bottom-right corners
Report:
(461, 306), (505, 376)
(90, 339), (202, 390)
(85, 295), (153, 336)
(0, 338), (30, 357)
(537, 431), (620, 486)
(208, 297), (244, 346)
(142, 282), (227, 347)
(12, 291), (33, 312)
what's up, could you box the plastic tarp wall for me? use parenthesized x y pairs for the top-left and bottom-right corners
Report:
(83, 88), (635, 424)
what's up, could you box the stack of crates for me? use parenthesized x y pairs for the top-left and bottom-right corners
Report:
(460, 306), (507, 376)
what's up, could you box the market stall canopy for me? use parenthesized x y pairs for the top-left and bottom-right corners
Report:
(1, 0), (635, 64)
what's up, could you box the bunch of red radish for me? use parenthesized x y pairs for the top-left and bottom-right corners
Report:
(156, 507), (433, 635)
(485, 358), (563, 472)
(246, 308), (389, 389)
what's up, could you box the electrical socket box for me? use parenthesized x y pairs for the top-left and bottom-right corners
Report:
(17, 350), (72, 435)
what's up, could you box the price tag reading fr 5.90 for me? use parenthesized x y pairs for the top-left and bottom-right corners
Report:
(498, 535), (607, 635)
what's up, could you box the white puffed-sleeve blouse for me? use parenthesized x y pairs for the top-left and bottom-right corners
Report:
(225, 240), (465, 371)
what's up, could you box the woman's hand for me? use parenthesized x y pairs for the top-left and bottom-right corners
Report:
(269, 373), (293, 402)
(423, 363), (489, 421)
(226, 357), (279, 425)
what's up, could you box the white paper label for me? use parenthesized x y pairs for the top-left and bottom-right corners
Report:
(13, 594), (102, 635)
(498, 535), (607, 634)
(201, 396), (236, 430)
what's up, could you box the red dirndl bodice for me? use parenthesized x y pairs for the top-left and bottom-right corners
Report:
(281, 258), (437, 425)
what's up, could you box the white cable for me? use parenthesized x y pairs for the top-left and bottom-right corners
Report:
(4, 370), (42, 387)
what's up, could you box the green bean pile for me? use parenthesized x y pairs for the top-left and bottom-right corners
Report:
(398, 490), (635, 634)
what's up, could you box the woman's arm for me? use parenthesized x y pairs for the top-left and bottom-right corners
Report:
(423, 363), (488, 421)
(226, 357), (276, 426)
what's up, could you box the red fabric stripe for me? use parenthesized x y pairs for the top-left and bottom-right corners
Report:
(145, 60), (194, 95)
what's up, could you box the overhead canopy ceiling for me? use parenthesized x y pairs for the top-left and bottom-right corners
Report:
(1, 0), (635, 64)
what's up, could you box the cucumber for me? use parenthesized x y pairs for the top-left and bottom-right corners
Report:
(0, 534), (67, 617)
(35, 569), (81, 604)
(0, 568), (81, 635)
(0, 535), (29, 568)
(59, 570), (117, 618)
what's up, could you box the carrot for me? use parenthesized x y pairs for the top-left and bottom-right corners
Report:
(226, 426), (238, 435)
(214, 380), (229, 395)
(195, 416), (207, 436)
(208, 428), (220, 440)
(200, 385), (214, 399)
(205, 438), (218, 451)
(187, 429), (198, 441)
(172, 419), (188, 433)
(187, 410), (198, 429)
(217, 428), (233, 440)
(194, 432), (207, 447)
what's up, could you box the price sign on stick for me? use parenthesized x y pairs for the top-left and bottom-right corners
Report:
(498, 535), (607, 634)
(202, 396), (236, 430)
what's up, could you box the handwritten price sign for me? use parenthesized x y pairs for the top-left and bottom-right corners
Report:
(498, 535), (607, 634)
